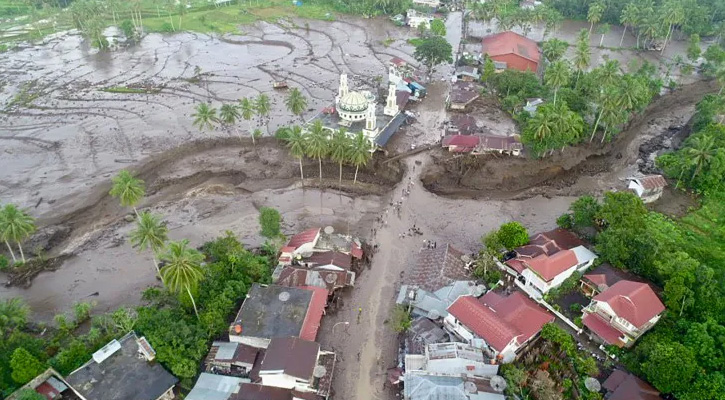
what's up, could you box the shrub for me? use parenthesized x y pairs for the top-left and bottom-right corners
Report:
(10, 348), (45, 384)
(556, 214), (573, 229)
(258, 207), (282, 239)
(0, 254), (9, 270)
(390, 305), (412, 333)
(497, 222), (529, 250)
(16, 389), (46, 400)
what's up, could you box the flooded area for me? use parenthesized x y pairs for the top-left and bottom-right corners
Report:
(0, 10), (715, 400)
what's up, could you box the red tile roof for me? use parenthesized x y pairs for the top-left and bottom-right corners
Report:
(481, 31), (540, 63)
(525, 249), (579, 282)
(594, 281), (664, 328)
(442, 135), (480, 152)
(447, 292), (553, 352)
(504, 258), (527, 274)
(582, 313), (625, 347)
(35, 381), (60, 400)
(351, 242), (363, 259)
(603, 370), (660, 400)
(582, 263), (630, 292)
(638, 175), (667, 190)
(287, 228), (320, 249)
(480, 135), (522, 151)
(405, 244), (470, 292)
(299, 286), (328, 341)
(390, 57), (408, 67)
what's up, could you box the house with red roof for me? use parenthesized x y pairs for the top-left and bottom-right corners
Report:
(444, 291), (554, 362)
(582, 280), (665, 348)
(602, 369), (660, 400)
(504, 229), (597, 297)
(627, 175), (667, 203)
(481, 31), (541, 73)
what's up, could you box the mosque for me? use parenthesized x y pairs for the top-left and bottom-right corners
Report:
(306, 72), (410, 148)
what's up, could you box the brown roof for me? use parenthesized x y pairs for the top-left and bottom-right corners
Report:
(447, 292), (554, 352)
(514, 228), (585, 258)
(449, 114), (477, 134)
(260, 337), (319, 380)
(481, 31), (540, 63)
(479, 135), (522, 151)
(594, 281), (665, 328)
(206, 342), (259, 365)
(638, 175), (667, 190)
(287, 228), (320, 249)
(303, 251), (352, 270)
(603, 370), (660, 400)
(234, 383), (292, 400)
(275, 267), (352, 291)
(449, 87), (480, 105)
(582, 263), (630, 292)
(405, 244), (470, 292)
(315, 352), (336, 397)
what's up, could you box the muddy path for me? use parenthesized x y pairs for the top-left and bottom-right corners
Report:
(421, 79), (719, 199)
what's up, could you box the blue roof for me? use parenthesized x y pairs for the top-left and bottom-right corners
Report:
(375, 113), (407, 147)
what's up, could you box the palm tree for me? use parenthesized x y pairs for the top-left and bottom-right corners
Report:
(716, 66), (725, 95)
(619, 3), (639, 47)
(191, 103), (218, 131)
(686, 135), (717, 182)
(590, 86), (620, 142)
(159, 240), (205, 319)
(349, 132), (373, 184)
(660, 0), (684, 54)
(129, 211), (168, 276)
(587, 1), (604, 34)
(573, 30), (591, 86)
(238, 97), (255, 134)
(219, 103), (240, 139)
(0, 205), (35, 264)
(542, 38), (568, 62)
(285, 88), (308, 122)
(109, 170), (145, 215)
(255, 93), (271, 125)
(305, 120), (330, 181)
(597, 23), (610, 47)
(528, 107), (557, 142)
(596, 60), (621, 87)
(544, 60), (570, 105)
(285, 126), (307, 181)
(329, 128), (351, 184)
(0, 298), (30, 331)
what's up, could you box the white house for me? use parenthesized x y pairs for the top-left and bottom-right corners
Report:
(582, 281), (665, 348)
(405, 342), (499, 378)
(627, 175), (666, 203)
(504, 229), (597, 297)
(407, 9), (433, 28)
(444, 291), (554, 363)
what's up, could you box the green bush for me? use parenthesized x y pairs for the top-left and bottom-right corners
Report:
(10, 348), (45, 385)
(556, 214), (573, 229)
(258, 207), (282, 239)
(497, 221), (529, 250)
(390, 305), (412, 333)
(16, 389), (46, 400)
(0, 254), (10, 271)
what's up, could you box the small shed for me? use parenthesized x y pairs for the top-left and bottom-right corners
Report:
(627, 175), (666, 203)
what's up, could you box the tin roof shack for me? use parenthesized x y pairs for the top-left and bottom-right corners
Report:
(446, 81), (480, 111)
(441, 135), (522, 156)
(405, 342), (499, 378)
(403, 374), (505, 400)
(204, 341), (262, 378)
(65, 332), (178, 400)
(405, 317), (450, 355)
(397, 280), (486, 320)
(185, 373), (250, 400)
(627, 175), (666, 203)
(229, 284), (328, 348)
(5, 368), (77, 400)
(258, 337), (336, 399)
(455, 66), (480, 82)
(481, 31), (540, 73)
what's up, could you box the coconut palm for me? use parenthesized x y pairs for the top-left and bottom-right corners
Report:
(238, 97), (255, 133)
(587, 1), (604, 34)
(573, 30), (591, 86)
(619, 3), (639, 47)
(109, 170), (145, 215)
(159, 240), (205, 319)
(191, 103), (218, 131)
(542, 38), (568, 62)
(255, 93), (271, 124)
(305, 120), (330, 181)
(219, 103), (240, 128)
(0, 298), (30, 331)
(686, 135), (717, 182)
(596, 60), (621, 87)
(660, 0), (685, 54)
(0, 205), (35, 264)
(285, 88), (308, 122)
(349, 132), (373, 185)
(544, 60), (570, 105)
(528, 107), (558, 142)
(129, 211), (168, 276)
(597, 23), (610, 47)
(285, 125), (307, 181)
(590, 86), (620, 142)
(329, 128), (351, 184)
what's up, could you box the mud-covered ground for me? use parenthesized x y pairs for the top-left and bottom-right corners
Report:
(0, 11), (713, 400)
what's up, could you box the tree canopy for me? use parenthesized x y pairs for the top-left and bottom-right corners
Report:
(413, 36), (453, 71)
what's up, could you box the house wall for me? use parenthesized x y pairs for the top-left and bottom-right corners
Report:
(408, 16), (432, 28)
(260, 373), (298, 390)
(521, 256), (594, 295)
(442, 315), (521, 363)
(443, 314), (475, 343)
(490, 54), (538, 73)
(294, 242), (317, 256)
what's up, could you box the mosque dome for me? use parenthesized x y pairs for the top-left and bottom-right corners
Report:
(338, 91), (369, 113)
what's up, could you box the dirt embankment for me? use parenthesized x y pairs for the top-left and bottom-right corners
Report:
(421, 79), (719, 199)
(22, 137), (404, 262)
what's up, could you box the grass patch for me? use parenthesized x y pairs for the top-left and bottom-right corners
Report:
(679, 192), (725, 271)
(407, 38), (424, 46)
(5, 79), (41, 109)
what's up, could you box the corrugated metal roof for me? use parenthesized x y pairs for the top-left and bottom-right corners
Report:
(186, 373), (249, 400)
(213, 342), (238, 360)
